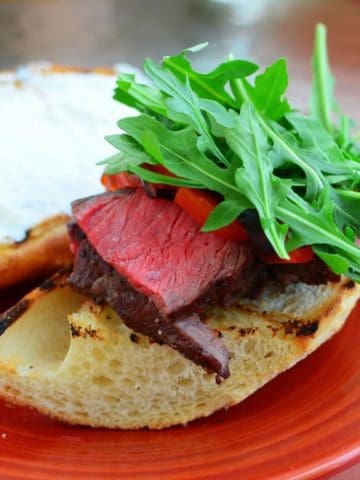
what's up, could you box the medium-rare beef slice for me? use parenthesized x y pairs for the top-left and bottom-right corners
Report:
(72, 189), (256, 316)
(69, 239), (230, 378)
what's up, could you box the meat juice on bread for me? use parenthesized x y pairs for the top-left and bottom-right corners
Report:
(0, 24), (359, 428)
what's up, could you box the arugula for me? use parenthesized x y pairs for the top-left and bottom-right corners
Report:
(114, 73), (167, 116)
(226, 102), (289, 258)
(119, 114), (239, 196)
(311, 23), (336, 134)
(101, 23), (360, 281)
(144, 59), (230, 165)
(98, 134), (155, 174)
(163, 43), (258, 108)
(239, 58), (291, 121)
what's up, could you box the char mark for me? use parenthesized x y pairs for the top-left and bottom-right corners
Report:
(284, 319), (319, 337)
(0, 299), (30, 335)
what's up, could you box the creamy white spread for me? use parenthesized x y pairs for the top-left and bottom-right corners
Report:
(0, 63), (135, 242)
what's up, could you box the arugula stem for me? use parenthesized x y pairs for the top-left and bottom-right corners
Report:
(128, 83), (160, 107)
(335, 189), (360, 199)
(229, 75), (248, 104)
(312, 24), (333, 134)
(249, 114), (289, 258)
(340, 116), (349, 149)
(327, 174), (357, 184)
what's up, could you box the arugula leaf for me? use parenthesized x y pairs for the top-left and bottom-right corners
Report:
(144, 59), (229, 165)
(98, 135), (155, 174)
(163, 46), (258, 108)
(119, 114), (238, 196)
(129, 164), (200, 188)
(241, 59), (291, 120)
(202, 199), (251, 232)
(286, 112), (359, 176)
(226, 102), (289, 258)
(230, 76), (325, 201)
(114, 73), (167, 116)
(311, 23), (336, 134)
(313, 247), (350, 275)
(276, 188), (360, 277)
(100, 153), (125, 175)
(105, 134), (154, 162)
(332, 189), (360, 235)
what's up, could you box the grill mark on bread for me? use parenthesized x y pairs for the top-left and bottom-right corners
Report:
(235, 307), (321, 337)
(267, 325), (280, 336)
(237, 327), (258, 337)
(224, 325), (258, 337)
(70, 322), (102, 340)
(344, 279), (355, 290)
(39, 277), (57, 293)
(283, 319), (319, 337)
(0, 271), (71, 335)
(0, 299), (31, 335)
(130, 333), (139, 344)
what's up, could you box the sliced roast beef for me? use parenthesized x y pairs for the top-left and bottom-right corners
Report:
(72, 189), (256, 316)
(69, 238), (232, 378)
(69, 190), (262, 377)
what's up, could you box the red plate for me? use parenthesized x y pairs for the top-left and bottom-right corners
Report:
(0, 302), (359, 480)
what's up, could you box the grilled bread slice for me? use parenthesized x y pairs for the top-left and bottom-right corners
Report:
(0, 274), (358, 429)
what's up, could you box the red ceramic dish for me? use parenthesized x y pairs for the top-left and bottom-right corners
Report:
(0, 302), (359, 480)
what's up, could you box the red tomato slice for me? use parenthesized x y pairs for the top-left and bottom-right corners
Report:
(174, 187), (248, 242)
(262, 245), (314, 264)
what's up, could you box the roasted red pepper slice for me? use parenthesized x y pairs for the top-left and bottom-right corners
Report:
(174, 187), (248, 242)
(262, 245), (314, 264)
(101, 165), (176, 192)
(101, 172), (141, 191)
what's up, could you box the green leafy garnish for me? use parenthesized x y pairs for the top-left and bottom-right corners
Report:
(311, 23), (336, 134)
(226, 102), (289, 258)
(239, 58), (291, 121)
(163, 43), (258, 108)
(101, 23), (360, 281)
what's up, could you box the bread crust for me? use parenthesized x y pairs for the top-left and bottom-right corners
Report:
(0, 276), (358, 429)
(0, 215), (73, 289)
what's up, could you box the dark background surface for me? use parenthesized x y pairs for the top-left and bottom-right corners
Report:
(0, 1), (359, 478)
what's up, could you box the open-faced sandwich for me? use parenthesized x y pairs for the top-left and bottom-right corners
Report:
(0, 24), (359, 429)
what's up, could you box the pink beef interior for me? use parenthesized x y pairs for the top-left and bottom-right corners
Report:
(73, 190), (251, 315)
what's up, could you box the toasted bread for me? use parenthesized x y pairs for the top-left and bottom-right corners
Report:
(0, 215), (73, 289)
(0, 274), (358, 429)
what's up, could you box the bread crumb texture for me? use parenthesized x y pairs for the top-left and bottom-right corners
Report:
(0, 279), (358, 429)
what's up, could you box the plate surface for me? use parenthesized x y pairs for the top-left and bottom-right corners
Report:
(0, 302), (359, 480)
